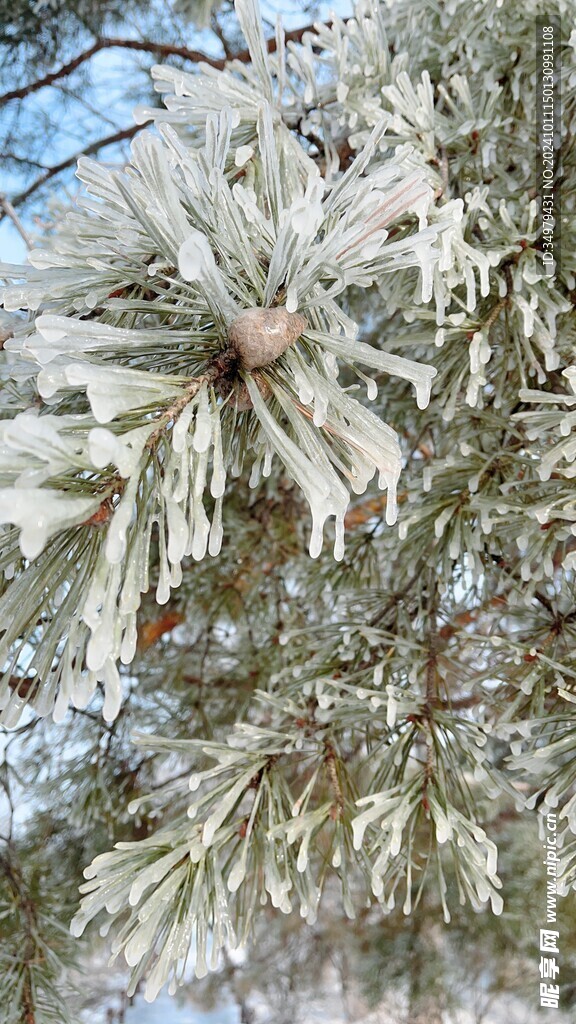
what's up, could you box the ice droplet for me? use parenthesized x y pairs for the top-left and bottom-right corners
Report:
(235, 145), (254, 167)
(286, 285), (298, 313)
(415, 378), (432, 410)
(124, 929), (149, 967)
(435, 816), (452, 844)
(486, 843), (498, 878)
(366, 377), (378, 400)
(210, 412), (226, 498)
(178, 231), (216, 281)
(172, 401), (194, 453)
(490, 891), (503, 916)
(70, 916), (86, 938)
(333, 514), (345, 561)
(227, 859), (247, 893)
(312, 391), (328, 427)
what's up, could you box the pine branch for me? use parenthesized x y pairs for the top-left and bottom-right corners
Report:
(0, 849), (40, 1024)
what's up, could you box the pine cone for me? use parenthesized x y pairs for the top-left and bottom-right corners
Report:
(227, 307), (307, 371)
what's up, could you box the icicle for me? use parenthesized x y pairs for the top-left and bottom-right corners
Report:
(192, 386), (212, 453)
(156, 519), (171, 605)
(309, 513), (324, 559)
(84, 563), (122, 672)
(415, 377), (432, 410)
(172, 401), (195, 453)
(0, 489), (99, 560)
(208, 497), (223, 557)
(333, 512), (345, 561)
(171, 449), (190, 504)
(293, 368), (315, 405)
(120, 613), (138, 665)
(249, 454), (263, 489)
(210, 410), (226, 498)
(170, 561), (182, 589)
(377, 468), (399, 525)
(102, 659), (122, 723)
(414, 240), (434, 303)
(192, 509), (210, 561)
(262, 446), (273, 477)
(165, 496), (188, 566)
(449, 533), (460, 560)
(105, 473), (140, 565)
(286, 285), (299, 313)
(480, 506), (493, 535)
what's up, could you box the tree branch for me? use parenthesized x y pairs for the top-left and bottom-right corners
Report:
(0, 39), (106, 105)
(4, 120), (153, 212)
(0, 22), (326, 107)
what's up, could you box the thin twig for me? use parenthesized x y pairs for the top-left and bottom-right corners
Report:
(0, 193), (32, 246)
(145, 371), (217, 450)
(0, 152), (48, 170)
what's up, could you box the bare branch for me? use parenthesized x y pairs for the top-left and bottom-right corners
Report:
(0, 37), (229, 109)
(103, 23), (328, 66)
(0, 39), (106, 106)
(5, 120), (153, 211)
(0, 22), (325, 108)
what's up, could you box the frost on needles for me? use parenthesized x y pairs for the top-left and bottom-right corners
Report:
(0, 0), (575, 1011)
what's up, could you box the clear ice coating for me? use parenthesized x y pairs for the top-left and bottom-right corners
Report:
(313, 329), (437, 411)
(245, 375), (350, 561)
(65, 362), (181, 424)
(0, 488), (99, 559)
